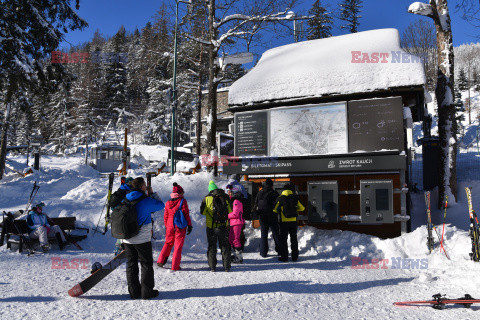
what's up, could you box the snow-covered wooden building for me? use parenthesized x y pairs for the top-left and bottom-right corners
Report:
(224, 29), (429, 238)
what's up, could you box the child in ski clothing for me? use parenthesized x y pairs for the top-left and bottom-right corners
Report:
(156, 182), (193, 271)
(226, 184), (245, 263)
(273, 183), (305, 262)
(26, 202), (66, 252)
(200, 180), (232, 272)
(122, 177), (165, 300)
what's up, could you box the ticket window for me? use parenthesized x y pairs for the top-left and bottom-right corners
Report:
(307, 181), (339, 223)
(360, 180), (394, 223)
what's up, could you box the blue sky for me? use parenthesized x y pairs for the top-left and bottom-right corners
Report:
(61, 0), (479, 53)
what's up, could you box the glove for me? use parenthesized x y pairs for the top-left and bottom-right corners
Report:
(187, 225), (193, 235)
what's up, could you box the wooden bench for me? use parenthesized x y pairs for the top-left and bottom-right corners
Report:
(0, 215), (88, 253)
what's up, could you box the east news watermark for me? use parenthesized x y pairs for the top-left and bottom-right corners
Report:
(351, 257), (428, 269)
(51, 257), (127, 270)
(351, 51), (426, 64)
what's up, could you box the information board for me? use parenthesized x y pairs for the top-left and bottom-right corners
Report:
(235, 112), (268, 156)
(348, 97), (404, 152)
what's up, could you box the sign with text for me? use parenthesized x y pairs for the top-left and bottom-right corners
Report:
(224, 154), (406, 175)
(348, 97), (404, 152)
(235, 112), (268, 156)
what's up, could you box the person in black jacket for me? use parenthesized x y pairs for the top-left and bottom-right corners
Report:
(254, 178), (280, 258)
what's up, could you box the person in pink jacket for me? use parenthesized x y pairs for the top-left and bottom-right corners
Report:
(156, 183), (193, 271)
(226, 184), (245, 263)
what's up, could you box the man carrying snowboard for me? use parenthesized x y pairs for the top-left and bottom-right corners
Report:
(121, 177), (164, 299)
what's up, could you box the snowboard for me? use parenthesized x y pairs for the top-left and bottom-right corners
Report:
(394, 294), (480, 309)
(68, 250), (127, 297)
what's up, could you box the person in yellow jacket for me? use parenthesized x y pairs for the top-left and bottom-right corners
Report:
(200, 180), (233, 272)
(273, 183), (305, 262)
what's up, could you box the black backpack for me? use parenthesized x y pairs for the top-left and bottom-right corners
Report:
(256, 189), (277, 217)
(109, 189), (127, 208)
(111, 195), (147, 239)
(279, 194), (298, 218)
(212, 194), (229, 226)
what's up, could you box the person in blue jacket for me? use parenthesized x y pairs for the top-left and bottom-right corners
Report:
(122, 177), (165, 300)
(26, 202), (66, 252)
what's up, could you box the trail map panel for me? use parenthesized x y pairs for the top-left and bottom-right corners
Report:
(269, 103), (347, 157)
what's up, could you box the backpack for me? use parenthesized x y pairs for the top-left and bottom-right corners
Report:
(279, 194), (298, 218)
(212, 194), (229, 226)
(111, 195), (147, 239)
(109, 189), (127, 208)
(256, 189), (276, 217)
(173, 199), (188, 229)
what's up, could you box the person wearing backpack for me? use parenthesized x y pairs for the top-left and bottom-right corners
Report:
(121, 177), (165, 299)
(109, 177), (133, 255)
(226, 184), (245, 264)
(200, 180), (232, 272)
(156, 182), (192, 271)
(273, 183), (305, 262)
(254, 178), (280, 258)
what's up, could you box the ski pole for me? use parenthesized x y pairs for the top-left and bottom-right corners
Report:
(432, 224), (450, 259)
(440, 196), (448, 253)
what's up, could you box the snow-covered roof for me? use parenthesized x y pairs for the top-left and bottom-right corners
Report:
(229, 29), (426, 107)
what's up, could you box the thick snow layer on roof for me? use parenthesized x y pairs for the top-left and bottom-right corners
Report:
(229, 29), (426, 107)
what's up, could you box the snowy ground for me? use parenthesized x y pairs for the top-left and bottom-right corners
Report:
(1, 154), (480, 319)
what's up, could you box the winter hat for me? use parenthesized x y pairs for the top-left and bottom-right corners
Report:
(265, 178), (273, 187)
(208, 180), (218, 192)
(173, 182), (184, 194)
(125, 177), (134, 184)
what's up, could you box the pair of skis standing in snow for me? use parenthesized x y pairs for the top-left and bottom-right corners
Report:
(395, 187), (480, 309)
(424, 187), (480, 261)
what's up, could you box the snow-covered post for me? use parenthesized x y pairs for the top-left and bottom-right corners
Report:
(409, 1), (457, 207)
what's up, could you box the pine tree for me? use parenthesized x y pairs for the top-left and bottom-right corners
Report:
(339, 0), (363, 33)
(458, 67), (468, 91)
(0, 0), (87, 178)
(307, 0), (333, 40)
(104, 26), (128, 122)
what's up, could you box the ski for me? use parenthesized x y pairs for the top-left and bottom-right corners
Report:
(146, 172), (152, 196)
(394, 294), (480, 309)
(465, 187), (480, 262)
(103, 172), (115, 234)
(424, 191), (434, 253)
(68, 250), (127, 297)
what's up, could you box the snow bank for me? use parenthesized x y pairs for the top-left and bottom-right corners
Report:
(229, 29), (426, 107)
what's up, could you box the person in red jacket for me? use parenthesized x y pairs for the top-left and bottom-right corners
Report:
(156, 183), (193, 271)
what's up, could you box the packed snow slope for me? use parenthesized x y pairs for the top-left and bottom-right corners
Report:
(1, 155), (480, 319)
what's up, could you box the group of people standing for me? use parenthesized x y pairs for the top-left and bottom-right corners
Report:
(25, 175), (304, 300)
